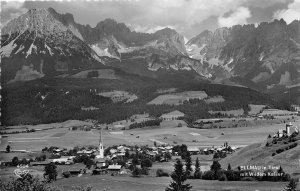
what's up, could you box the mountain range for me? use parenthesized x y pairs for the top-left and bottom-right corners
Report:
(1, 7), (300, 92)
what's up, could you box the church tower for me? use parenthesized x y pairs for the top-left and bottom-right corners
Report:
(98, 128), (104, 158)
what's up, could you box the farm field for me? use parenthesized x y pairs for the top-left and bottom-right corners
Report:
(147, 91), (208, 105)
(1, 116), (298, 152)
(51, 174), (289, 191)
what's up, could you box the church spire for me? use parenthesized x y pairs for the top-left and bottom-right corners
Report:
(97, 127), (104, 159)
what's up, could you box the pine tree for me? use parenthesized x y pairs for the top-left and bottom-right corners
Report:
(210, 160), (221, 180)
(43, 162), (57, 182)
(284, 179), (298, 191)
(185, 152), (192, 177)
(194, 157), (200, 173)
(166, 159), (192, 191)
(278, 166), (284, 174)
(268, 134), (272, 139)
(6, 145), (11, 153)
(227, 163), (232, 171)
(194, 157), (201, 179)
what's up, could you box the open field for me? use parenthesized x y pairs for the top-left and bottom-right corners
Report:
(195, 115), (296, 129)
(205, 96), (225, 104)
(68, 69), (118, 79)
(1, 117), (299, 190)
(1, 116), (298, 153)
(148, 91), (208, 105)
(1, 120), (94, 131)
(50, 174), (290, 191)
(97, 90), (138, 103)
(209, 109), (244, 116)
(249, 104), (266, 115)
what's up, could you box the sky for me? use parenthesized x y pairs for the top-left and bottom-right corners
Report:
(1, 0), (300, 38)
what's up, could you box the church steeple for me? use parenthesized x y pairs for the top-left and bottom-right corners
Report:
(98, 128), (104, 158)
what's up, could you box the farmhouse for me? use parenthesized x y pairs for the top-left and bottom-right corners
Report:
(107, 164), (122, 174)
(187, 147), (199, 155)
(160, 110), (185, 121)
(94, 158), (106, 167)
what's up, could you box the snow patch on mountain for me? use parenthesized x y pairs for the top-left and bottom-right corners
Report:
(91, 44), (113, 57)
(186, 44), (206, 61)
(14, 45), (25, 54)
(0, 38), (17, 57)
(45, 44), (53, 56)
(26, 43), (37, 58)
(259, 52), (265, 61)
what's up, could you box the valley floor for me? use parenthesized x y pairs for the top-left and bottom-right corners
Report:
(51, 174), (289, 191)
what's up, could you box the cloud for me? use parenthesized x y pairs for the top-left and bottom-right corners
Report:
(1, 1), (25, 11)
(218, 7), (251, 27)
(3, 0), (293, 38)
(1, 1), (27, 22)
(274, 0), (300, 23)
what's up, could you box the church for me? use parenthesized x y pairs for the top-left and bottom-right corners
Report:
(94, 128), (106, 167)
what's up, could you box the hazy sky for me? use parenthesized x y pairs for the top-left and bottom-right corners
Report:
(1, 0), (300, 38)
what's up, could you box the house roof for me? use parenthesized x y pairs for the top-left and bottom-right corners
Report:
(161, 110), (185, 117)
(94, 158), (106, 163)
(107, 165), (122, 170)
(187, 147), (199, 152)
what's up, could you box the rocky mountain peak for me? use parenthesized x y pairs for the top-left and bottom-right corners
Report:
(186, 30), (213, 46)
(2, 8), (67, 36)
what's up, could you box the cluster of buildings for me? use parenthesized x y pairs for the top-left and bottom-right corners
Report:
(187, 144), (239, 155)
(273, 122), (299, 138)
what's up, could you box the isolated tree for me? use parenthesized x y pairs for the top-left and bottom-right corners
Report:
(155, 154), (162, 162)
(164, 152), (172, 162)
(213, 152), (220, 159)
(180, 144), (188, 159)
(284, 179), (298, 191)
(43, 163), (57, 182)
(211, 161), (221, 172)
(141, 158), (152, 168)
(185, 152), (192, 177)
(125, 149), (130, 158)
(132, 158), (139, 165)
(132, 166), (141, 177)
(154, 141), (157, 147)
(166, 159), (192, 191)
(6, 145), (11, 153)
(194, 157), (201, 179)
(211, 160), (221, 179)
(227, 163), (232, 171)
(194, 158), (200, 173)
(268, 134), (272, 139)
(278, 166), (284, 174)
(11, 156), (19, 166)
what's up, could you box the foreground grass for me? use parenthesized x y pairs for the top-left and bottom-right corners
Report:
(51, 174), (288, 191)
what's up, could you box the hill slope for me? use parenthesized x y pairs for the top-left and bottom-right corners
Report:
(220, 131), (300, 177)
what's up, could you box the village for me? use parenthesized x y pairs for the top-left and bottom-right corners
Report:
(0, 105), (299, 191)
(1, 125), (240, 178)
